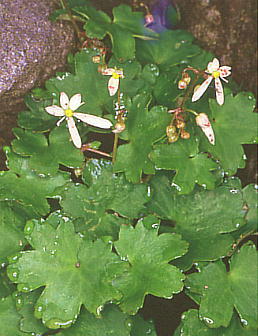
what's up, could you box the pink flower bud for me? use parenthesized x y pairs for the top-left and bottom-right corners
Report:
(178, 80), (187, 90)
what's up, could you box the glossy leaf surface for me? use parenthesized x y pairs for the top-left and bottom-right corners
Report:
(114, 94), (170, 182)
(114, 222), (188, 314)
(186, 244), (257, 329)
(7, 221), (125, 328)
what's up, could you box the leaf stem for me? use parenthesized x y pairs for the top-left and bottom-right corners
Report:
(59, 0), (84, 43)
(227, 230), (257, 258)
(112, 87), (121, 164)
(185, 108), (198, 116)
(112, 133), (119, 164)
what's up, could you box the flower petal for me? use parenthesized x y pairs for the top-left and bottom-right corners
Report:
(45, 105), (64, 116)
(215, 78), (224, 105)
(108, 77), (119, 96)
(207, 58), (220, 73)
(56, 116), (65, 127)
(60, 92), (69, 110)
(67, 117), (81, 148)
(192, 76), (213, 102)
(74, 113), (113, 129)
(69, 93), (84, 111)
(102, 68), (116, 76)
(196, 113), (215, 145)
(219, 66), (231, 78)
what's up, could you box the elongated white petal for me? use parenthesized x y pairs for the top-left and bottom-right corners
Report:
(220, 77), (229, 83)
(69, 93), (83, 111)
(215, 78), (224, 105)
(67, 117), (81, 148)
(192, 76), (213, 102)
(74, 113), (113, 129)
(108, 77), (119, 96)
(102, 68), (116, 76)
(45, 105), (64, 116)
(60, 92), (69, 110)
(56, 116), (65, 127)
(196, 113), (215, 145)
(207, 58), (220, 73)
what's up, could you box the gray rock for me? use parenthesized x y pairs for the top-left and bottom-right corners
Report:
(0, 0), (75, 111)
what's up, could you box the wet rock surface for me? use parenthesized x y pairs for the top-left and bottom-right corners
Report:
(0, 0), (75, 143)
(173, 0), (257, 94)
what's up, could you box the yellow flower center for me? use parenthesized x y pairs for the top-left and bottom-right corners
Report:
(112, 71), (120, 79)
(212, 71), (220, 78)
(65, 108), (73, 117)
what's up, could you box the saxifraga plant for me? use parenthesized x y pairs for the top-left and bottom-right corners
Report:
(0, 1), (257, 335)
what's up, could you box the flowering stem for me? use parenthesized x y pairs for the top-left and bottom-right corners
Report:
(112, 133), (119, 164)
(185, 108), (198, 116)
(179, 73), (200, 110)
(112, 87), (121, 164)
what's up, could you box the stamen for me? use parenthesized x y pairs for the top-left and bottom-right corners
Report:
(212, 71), (220, 78)
(65, 108), (73, 117)
(112, 72), (120, 79)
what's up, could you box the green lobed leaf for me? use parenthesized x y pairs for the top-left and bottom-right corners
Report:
(0, 167), (69, 216)
(186, 244), (257, 329)
(200, 92), (257, 175)
(11, 125), (84, 175)
(7, 220), (126, 329)
(175, 309), (257, 336)
(152, 68), (180, 106)
(0, 295), (27, 336)
(150, 136), (218, 194)
(233, 184), (258, 236)
(15, 289), (49, 336)
(61, 159), (149, 239)
(147, 174), (246, 270)
(0, 270), (15, 299)
(136, 30), (200, 70)
(0, 201), (28, 264)
(18, 94), (56, 132)
(45, 49), (113, 116)
(113, 222), (188, 314)
(130, 314), (157, 336)
(57, 305), (131, 336)
(79, 4), (157, 60)
(114, 94), (170, 182)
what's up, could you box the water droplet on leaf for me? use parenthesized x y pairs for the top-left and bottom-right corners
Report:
(16, 296), (24, 309)
(45, 318), (73, 329)
(124, 317), (133, 330)
(202, 317), (214, 325)
(240, 318), (248, 326)
(34, 304), (45, 319)
(24, 220), (35, 235)
(97, 305), (104, 315)
(7, 268), (19, 281)
(17, 283), (31, 293)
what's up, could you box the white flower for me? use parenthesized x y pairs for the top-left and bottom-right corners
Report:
(196, 113), (215, 145)
(192, 58), (231, 105)
(45, 92), (113, 148)
(102, 68), (124, 96)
